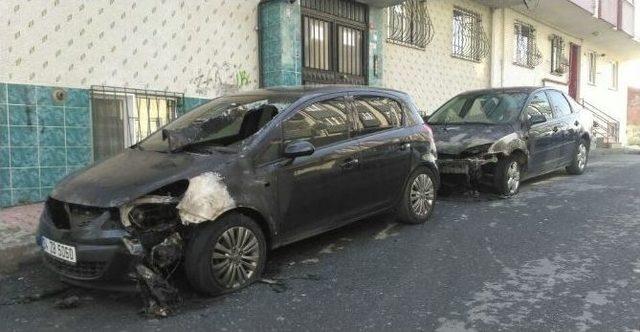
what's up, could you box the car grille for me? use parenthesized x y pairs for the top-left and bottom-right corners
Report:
(44, 255), (108, 280)
(68, 204), (107, 228)
(46, 198), (115, 230)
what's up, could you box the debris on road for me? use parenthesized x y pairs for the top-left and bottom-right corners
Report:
(53, 295), (80, 309)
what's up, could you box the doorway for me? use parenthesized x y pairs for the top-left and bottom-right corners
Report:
(568, 43), (581, 100)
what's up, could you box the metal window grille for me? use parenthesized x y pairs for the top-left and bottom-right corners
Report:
(550, 35), (567, 74)
(301, 0), (368, 85)
(514, 21), (542, 68)
(451, 8), (489, 61)
(611, 61), (618, 89)
(387, 0), (434, 49)
(90, 86), (183, 161)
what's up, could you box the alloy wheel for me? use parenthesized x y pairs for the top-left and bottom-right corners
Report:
(410, 173), (435, 217)
(506, 161), (520, 195)
(577, 143), (587, 170)
(211, 226), (260, 289)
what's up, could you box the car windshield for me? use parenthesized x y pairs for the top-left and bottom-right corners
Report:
(428, 92), (528, 125)
(138, 93), (299, 152)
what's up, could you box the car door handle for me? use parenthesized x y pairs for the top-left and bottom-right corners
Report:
(340, 158), (359, 169)
(398, 142), (410, 151)
(552, 126), (559, 132)
(574, 120), (579, 126)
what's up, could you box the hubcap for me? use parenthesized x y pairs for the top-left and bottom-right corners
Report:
(577, 144), (587, 170)
(211, 226), (260, 289)
(506, 161), (520, 194)
(410, 174), (435, 217)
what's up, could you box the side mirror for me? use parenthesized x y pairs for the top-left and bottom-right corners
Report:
(284, 140), (315, 158)
(528, 113), (547, 126)
(421, 113), (430, 123)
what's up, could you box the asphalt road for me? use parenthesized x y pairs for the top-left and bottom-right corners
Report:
(1, 152), (640, 331)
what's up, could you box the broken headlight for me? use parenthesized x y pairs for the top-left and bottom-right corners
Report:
(120, 195), (180, 230)
(460, 143), (493, 158)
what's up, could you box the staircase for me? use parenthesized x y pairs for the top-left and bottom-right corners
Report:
(580, 99), (620, 145)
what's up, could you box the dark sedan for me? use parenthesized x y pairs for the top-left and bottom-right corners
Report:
(37, 86), (439, 309)
(427, 87), (593, 196)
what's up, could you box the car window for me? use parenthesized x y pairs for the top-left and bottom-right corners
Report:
(282, 97), (349, 148)
(351, 96), (403, 136)
(546, 90), (572, 117)
(525, 92), (554, 121)
(428, 92), (528, 125)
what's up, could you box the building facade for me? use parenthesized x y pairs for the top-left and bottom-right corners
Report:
(1, 0), (639, 207)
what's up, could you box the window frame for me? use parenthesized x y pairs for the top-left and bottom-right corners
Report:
(588, 51), (597, 85)
(280, 94), (352, 151)
(523, 91), (555, 124)
(387, 0), (433, 49)
(545, 90), (573, 118)
(349, 94), (406, 138)
(451, 7), (483, 62)
(550, 35), (566, 75)
(610, 61), (619, 90)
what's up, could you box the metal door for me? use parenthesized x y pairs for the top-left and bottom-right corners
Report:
(301, 0), (368, 85)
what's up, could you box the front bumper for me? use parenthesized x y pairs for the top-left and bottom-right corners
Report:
(437, 155), (497, 185)
(37, 201), (136, 285)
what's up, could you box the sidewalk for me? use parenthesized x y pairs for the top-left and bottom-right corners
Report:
(0, 203), (42, 274)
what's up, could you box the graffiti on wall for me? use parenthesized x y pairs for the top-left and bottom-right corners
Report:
(189, 62), (253, 96)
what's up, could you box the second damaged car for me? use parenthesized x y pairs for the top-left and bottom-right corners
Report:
(37, 86), (438, 304)
(427, 87), (593, 196)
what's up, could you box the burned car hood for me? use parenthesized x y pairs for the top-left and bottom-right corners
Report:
(51, 149), (236, 207)
(430, 123), (515, 155)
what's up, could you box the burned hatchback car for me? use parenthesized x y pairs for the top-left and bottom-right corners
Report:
(37, 86), (439, 309)
(427, 87), (593, 196)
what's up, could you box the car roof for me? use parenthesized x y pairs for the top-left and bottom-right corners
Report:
(458, 86), (554, 95)
(226, 85), (409, 99)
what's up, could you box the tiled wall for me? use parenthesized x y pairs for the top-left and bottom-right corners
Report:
(0, 83), (92, 207)
(259, 0), (303, 87)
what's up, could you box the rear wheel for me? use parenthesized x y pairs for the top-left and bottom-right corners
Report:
(397, 167), (437, 224)
(566, 139), (589, 175)
(185, 213), (267, 296)
(494, 156), (521, 196)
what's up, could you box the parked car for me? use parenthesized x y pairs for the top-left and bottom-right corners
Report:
(38, 86), (439, 298)
(426, 87), (593, 196)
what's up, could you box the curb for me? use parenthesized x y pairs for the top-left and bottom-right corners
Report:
(591, 147), (640, 156)
(0, 242), (40, 275)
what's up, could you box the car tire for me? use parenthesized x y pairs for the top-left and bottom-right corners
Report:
(566, 139), (589, 175)
(397, 166), (437, 224)
(184, 213), (267, 296)
(494, 156), (521, 197)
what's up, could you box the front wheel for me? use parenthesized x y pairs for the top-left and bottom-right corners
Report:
(566, 139), (589, 175)
(185, 213), (267, 296)
(494, 156), (521, 196)
(397, 167), (437, 224)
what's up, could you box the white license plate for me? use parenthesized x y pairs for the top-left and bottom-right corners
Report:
(42, 236), (77, 264)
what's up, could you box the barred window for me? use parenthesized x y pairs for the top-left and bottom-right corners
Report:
(514, 21), (542, 68)
(611, 61), (618, 90)
(451, 8), (488, 62)
(387, 0), (434, 49)
(588, 51), (597, 85)
(550, 35), (566, 75)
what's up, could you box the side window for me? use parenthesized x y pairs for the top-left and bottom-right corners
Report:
(525, 92), (554, 120)
(546, 90), (572, 117)
(351, 96), (403, 136)
(282, 98), (349, 148)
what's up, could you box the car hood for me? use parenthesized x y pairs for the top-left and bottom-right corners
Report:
(430, 123), (515, 155)
(51, 149), (237, 207)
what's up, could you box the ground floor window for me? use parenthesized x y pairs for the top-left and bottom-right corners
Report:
(550, 34), (567, 75)
(513, 21), (541, 68)
(451, 7), (487, 62)
(588, 51), (598, 85)
(610, 61), (618, 90)
(90, 86), (183, 161)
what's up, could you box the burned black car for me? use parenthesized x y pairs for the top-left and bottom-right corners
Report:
(37, 86), (438, 308)
(427, 87), (593, 196)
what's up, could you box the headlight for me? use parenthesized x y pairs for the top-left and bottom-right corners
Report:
(120, 195), (180, 229)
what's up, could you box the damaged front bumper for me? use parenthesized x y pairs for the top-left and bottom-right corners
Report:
(437, 154), (498, 187)
(37, 199), (137, 289)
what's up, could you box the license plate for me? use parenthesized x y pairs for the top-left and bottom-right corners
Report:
(42, 236), (77, 264)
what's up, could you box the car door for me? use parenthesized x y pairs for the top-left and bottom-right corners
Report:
(276, 95), (363, 241)
(348, 94), (411, 214)
(524, 91), (565, 174)
(546, 90), (578, 164)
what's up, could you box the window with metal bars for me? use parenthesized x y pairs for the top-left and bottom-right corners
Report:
(550, 35), (567, 75)
(588, 51), (597, 85)
(451, 8), (488, 62)
(90, 86), (183, 161)
(387, 0), (434, 49)
(610, 61), (618, 90)
(513, 21), (542, 68)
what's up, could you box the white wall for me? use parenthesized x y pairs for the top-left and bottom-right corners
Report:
(0, 0), (260, 98)
(382, 0), (492, 114)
